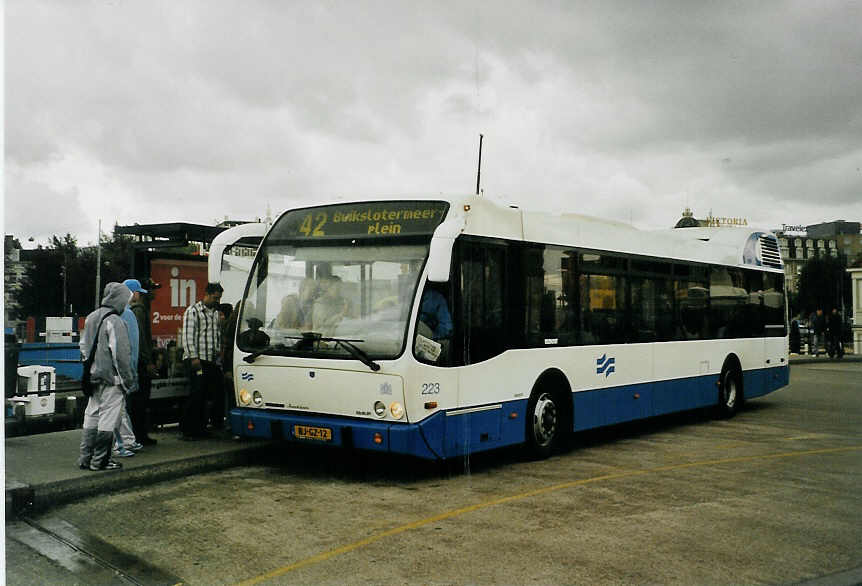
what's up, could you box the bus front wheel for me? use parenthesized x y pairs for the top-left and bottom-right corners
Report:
(717, 364), (742, 418)
(526, 390), (560, 459)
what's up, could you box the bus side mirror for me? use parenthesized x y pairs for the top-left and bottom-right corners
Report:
(427, 237), (454, 282)
(427, 218), (464, 283)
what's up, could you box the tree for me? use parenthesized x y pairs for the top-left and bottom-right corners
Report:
(17, 230), (136, 322)
(97, 230), (135, 290)
(18, 234), (78, 319)
(797, 253), (851, 315)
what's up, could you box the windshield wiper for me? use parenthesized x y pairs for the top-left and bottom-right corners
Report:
(242, 343), (292, 363)
(325, 337), (381, 372)
(243, 335), (381, 372)
(285, 332), (381, 371)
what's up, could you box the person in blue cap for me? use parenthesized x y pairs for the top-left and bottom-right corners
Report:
(124, 278), (158, 445)
(113, 283), (142, 457)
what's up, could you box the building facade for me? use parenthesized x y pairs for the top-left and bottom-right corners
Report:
(775, 233), (838, 293)
(4, 236), (29, 337)
(777, 221), (862, 293)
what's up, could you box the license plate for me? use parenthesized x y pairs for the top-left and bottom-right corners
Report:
(293, 425), (333, 442)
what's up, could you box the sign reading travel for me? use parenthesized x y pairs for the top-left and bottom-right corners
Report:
(271, 201), (449, 241)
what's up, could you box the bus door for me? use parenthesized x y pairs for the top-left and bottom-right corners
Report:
(446, 239), (509, 456)
(208, 222), (267, 308)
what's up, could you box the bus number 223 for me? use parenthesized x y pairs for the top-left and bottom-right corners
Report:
(421, 383), (440, 395)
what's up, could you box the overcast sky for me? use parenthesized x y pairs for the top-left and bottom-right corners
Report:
(5, 0), (862, 248)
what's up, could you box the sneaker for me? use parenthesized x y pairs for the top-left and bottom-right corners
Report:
(128, 442), (144, 452)
(114, 448), (136, 458)
(90, 460), (123, 471)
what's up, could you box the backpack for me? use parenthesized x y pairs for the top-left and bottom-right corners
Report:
(81, 310), (117, 397)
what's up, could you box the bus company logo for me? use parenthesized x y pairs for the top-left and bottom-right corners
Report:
(379, 382), (393, 396)
(241, 372), (254, 381)
(596, 354), (616, 377)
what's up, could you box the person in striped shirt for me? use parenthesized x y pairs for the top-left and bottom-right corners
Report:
(179, 282), (224, 440)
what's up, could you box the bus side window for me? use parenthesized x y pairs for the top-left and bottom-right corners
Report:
(523, 246), (545, 344)
(580, 273), (626, 345)
(459, 240), (507, 364)
(761, 272), (786, 337)
(630, 260), (673, 343)
(674, 263), (709, 341)
(744, 269), (765, 337)
(524, 246), (579, 347)
(579, 252), (627, 345)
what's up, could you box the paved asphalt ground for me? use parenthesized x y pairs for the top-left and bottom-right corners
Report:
(4, 357), (862, 585)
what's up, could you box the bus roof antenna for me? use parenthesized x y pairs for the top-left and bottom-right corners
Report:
(476, 134), (484, 196)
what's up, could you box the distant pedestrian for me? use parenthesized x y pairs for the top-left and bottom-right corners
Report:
(812, 308), (826, 356)
(126, 278), (158, 445)
(827, 308), (844, 359)
(807, 310), (816, 354)
(78, 282), (135, 471)
(179, 283), (224, 440)
(789, 317), (801, 354)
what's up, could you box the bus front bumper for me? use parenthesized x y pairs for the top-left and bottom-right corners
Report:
(230, 408), (442, 460)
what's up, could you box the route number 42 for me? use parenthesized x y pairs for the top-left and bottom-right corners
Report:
(299, 212), (327, 237)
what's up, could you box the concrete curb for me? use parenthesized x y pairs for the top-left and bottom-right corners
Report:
(789, 355), (862, 366)
(5, 480), (34, 520)
(6, 442), (274, 518)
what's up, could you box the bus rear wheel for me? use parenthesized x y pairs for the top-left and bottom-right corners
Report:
(717, 365), (742, 418)
(526, 390), (560, 459)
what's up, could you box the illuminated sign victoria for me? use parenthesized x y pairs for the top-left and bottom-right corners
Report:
(704, 215), (748, 227)
(271, 201), (449, 240)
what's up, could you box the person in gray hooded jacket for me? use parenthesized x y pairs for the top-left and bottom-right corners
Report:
(78, 282), (135, 471)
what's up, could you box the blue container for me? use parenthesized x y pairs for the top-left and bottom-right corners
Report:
(18, 343), (83, 382)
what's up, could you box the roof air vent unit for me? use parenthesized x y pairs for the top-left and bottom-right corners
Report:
(759, 234), (782, 268)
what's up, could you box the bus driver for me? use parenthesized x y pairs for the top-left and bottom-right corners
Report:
(416, 285), (452, 363)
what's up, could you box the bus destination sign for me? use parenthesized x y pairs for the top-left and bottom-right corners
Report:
(274, 201), (449, 240)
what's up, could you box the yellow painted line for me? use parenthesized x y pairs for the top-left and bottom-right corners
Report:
(236, 445), (861, 586)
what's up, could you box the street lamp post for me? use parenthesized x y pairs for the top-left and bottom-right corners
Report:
(61, 262), (67, 317)
(95, 219), (102, 310)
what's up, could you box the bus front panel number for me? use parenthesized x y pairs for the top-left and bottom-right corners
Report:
(421, 383), (440, 395)
(299, 212), (327, 237)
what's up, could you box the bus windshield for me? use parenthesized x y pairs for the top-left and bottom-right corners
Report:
(236, 242), (430, 360)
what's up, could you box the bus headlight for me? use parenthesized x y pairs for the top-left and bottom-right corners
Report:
(390, 402), (404, 419)
(373, 401), (387, 418)
(253, 391), (263, 406)
(239, 389), (252, 405)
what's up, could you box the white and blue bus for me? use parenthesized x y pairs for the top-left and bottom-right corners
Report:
(229, 196), (788, 460)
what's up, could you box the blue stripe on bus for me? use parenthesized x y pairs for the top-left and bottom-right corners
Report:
(573, 365), (788, 431)
(231, 365), (788, 460)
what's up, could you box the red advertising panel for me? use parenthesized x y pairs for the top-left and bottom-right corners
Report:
(149, 258), (209, 347)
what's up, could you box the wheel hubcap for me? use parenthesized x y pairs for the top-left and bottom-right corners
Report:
(532, 393), (557, 447)
(725, 376), (737, 408)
